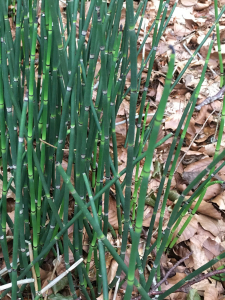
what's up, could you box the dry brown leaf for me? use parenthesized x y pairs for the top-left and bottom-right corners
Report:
(181, 147), (205, 156)
(82, 227), (89, 254)
(0, 293), (11, 300)
(183, 157), (221, 178)
(165, 113), (183, 131)
(195, 126), (216, 143)
(174, 23), (192, 37)
(107, 259), (118, 284)
(41, 272), (56, 297)
(6, 198), (15, 212)
(6, 211), (14, 236)
(0, 240), (13, 259)
(190, 200), (222, 219)
(181, 0), (197, 6)
(161, 273), (187, 300)
(147, 178), (161, 193)
(173, 245), (194, 268)
(104, 252), (114, 273)
(39, 267), (52, 281)
(192, 278), (224, 297)
(199, 141), (225, 157)
(175, 172), (188, 193)
(117, 99), (130, 116)
(142, 205), (170, 228)
(115, 123), (127, 147)
(172, 214), (199, 244)
(211, 191), (225, 211)
(196, 222), (215, 240)
(194, 1), (211, 11)
(194, 105), (209, 124)
(97, 289), (120, 300)
(178, 175), (221, 201)
(94, 61), (101, 77)
(165, 112), (196, 137)
(184, 72), (199, 89)
(118, 145), (128, 165)
(187, 235), (209, 270)
(204, 285), (218, 300)
(201, 184), (222, 201)
(203, 237), (224, 256)
(195, 214), (220, 236)
(156, 125), (165, 143)
(107, 195), (119, 230)
(210, 100), (223, 111)
(155, 83), (164, 103)
(61, 160), (74, 186)
(54, 256), (68, 275)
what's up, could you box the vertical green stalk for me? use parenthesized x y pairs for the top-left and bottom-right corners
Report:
(57, 163), (152, 300)
(125, 47), (175, 300)
(0, 34), (11, 280)
(115, 0), (139, 289)
(214, 0), (224, 86)
(13, 0), (22, 110)
(37, 0), (52, 241)
(131, 101), (150, 222)
(99, 240), (109, 300)
(142, 34), (215, 271)
(27, 17), (41, 290)
(11, 95), (28, 298)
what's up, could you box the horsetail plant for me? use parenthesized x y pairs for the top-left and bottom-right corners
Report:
(1, 0), (225, 299)
(214, 0), (224, 87)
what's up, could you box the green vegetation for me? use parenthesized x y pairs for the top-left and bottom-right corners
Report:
(0, 0), (225, 299)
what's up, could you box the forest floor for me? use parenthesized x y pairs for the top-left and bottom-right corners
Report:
(3, 1), (225, 299)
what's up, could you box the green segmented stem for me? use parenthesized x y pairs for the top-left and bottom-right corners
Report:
(57, 163), (152, 300)
(142, 33), (215, 269)
(37, 1), (52, 244)
(1, 1), (225, 299)
(214, 0), (224, 86)
(26, 17), (41, 294)
(158, 248), (225, 299)
(131, 101), (150, 222)
(12, 95), (29, 296)
(125, 46), (175, 300)
(143, 150), (225, 296)
(0, 32), (13, 287)
(164, 35), (215, 251)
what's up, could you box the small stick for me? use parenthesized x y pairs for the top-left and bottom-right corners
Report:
(182, 42), (217, 77)
(175, 267), (225, 292)
(25, 240), (38, 293)
(0, 279), (34, 291)
(0, 252), (30, 277)
(112, 278), (120, 300)
(44, 242), (61, 300)
(175, 109), (216, 172)
(132, 267), (225, 299)
(151, 252), (192, 292)
(39, 138), (72, 151)
(36, 258), (83, 298)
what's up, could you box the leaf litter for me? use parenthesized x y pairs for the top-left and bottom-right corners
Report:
(2, 0), (225, 300)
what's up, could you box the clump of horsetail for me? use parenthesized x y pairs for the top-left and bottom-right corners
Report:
(1, 0), (225, 299)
